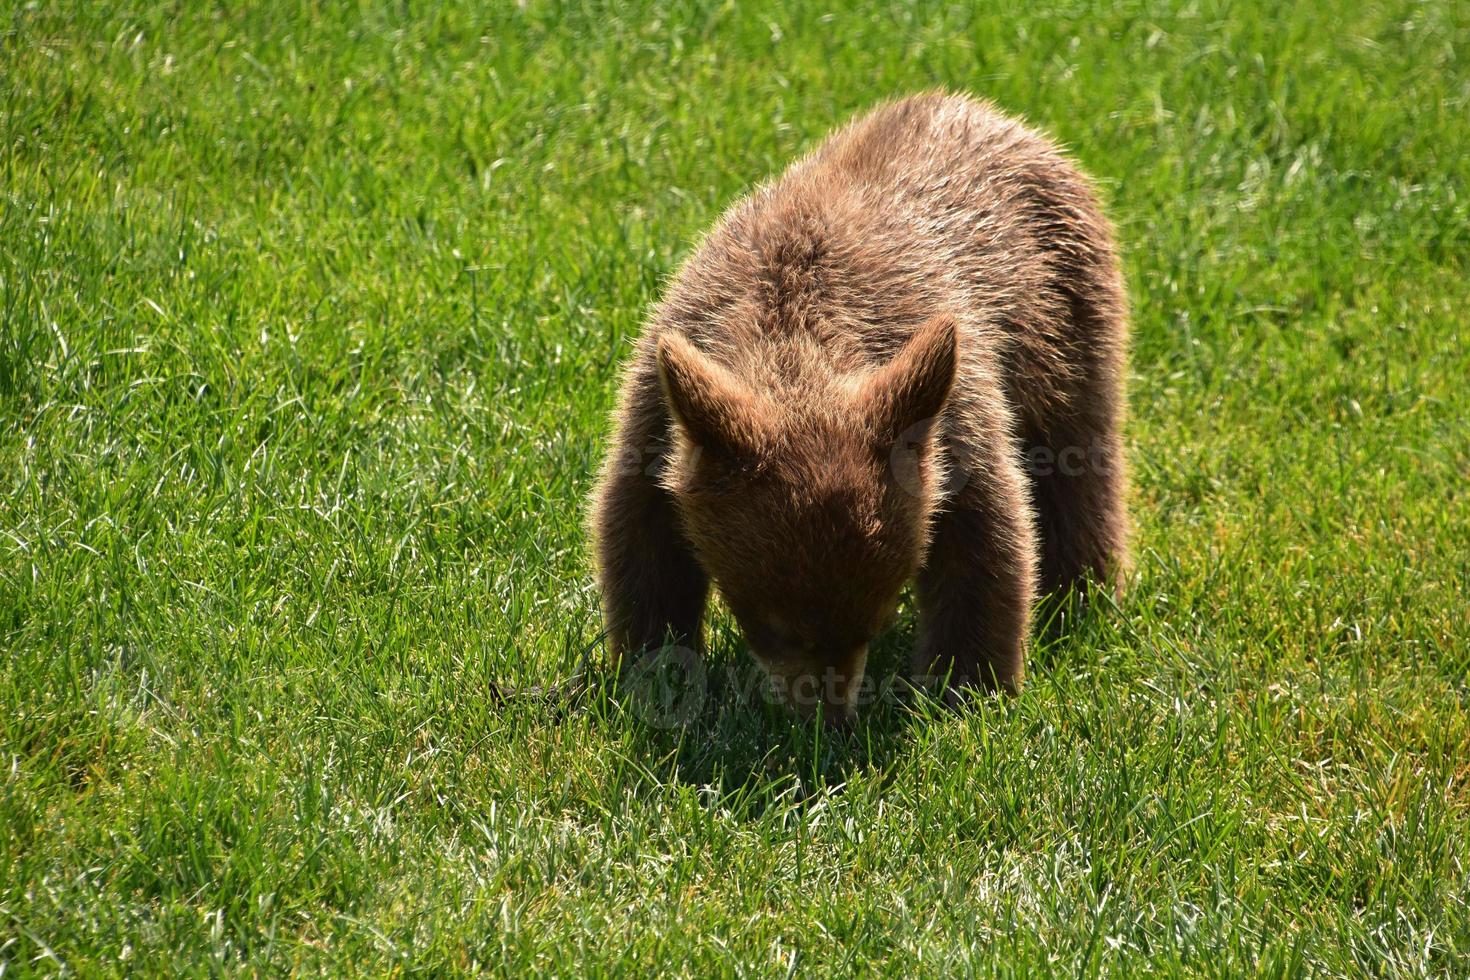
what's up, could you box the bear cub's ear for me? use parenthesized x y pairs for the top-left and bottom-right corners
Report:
(656, 333), (773, 461)
(859, 313), (958, 439)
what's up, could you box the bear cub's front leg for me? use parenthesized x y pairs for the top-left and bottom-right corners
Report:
(591, 361), (709, 663)
(912, 487), (1039, 694)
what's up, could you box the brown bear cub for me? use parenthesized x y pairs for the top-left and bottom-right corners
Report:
(591, 92), (1130, 719)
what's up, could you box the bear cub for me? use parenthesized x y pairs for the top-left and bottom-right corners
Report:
(592, 92), (1130, 718)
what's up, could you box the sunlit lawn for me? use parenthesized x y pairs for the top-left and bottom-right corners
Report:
(2, 0), (1467, 973)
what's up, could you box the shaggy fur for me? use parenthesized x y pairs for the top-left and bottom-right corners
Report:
(591, 91), (1130, 716)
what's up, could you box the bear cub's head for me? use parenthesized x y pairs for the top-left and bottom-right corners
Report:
(656, 314), (958, 719)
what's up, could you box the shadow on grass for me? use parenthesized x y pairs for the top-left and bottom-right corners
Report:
(1026, 579), (1128, 679)
(572, 586), (1122, 814)
(472, 583), (1125, 822)
(598, 656), (928, 814)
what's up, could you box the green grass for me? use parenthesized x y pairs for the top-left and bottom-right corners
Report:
(3, 0), (1468, 973)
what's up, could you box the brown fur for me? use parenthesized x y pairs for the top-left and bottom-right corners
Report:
(591, 91), (1130, 717)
